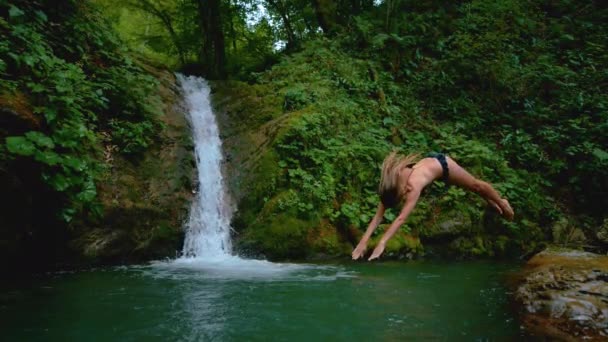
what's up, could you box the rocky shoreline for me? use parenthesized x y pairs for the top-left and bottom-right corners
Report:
(511, 248), (608, 341)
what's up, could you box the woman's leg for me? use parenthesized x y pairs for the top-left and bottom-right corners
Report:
(445, 157), (514, 220)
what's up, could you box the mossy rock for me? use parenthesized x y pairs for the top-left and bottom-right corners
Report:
(421, 208), (475, 240)
(448, 235), (488, 258)
(368, 228), (424, 259)
(72, 229), (132, 260)
(307, 220), (352, 258)
(492, 235), (511, 256)
(551, 217), (587, 247)
(238, 213), (314, 260)
(596, 219), (608, 246)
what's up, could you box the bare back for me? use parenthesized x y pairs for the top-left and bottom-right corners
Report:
(399, 157), (444, 193)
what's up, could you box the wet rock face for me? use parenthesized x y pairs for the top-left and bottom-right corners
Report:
(70, 68), (194, 264)
(513, 249), (608, 341)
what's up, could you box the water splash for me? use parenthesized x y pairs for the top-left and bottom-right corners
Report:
(177, 74), (232, 258)
(147, 258), (355, 282)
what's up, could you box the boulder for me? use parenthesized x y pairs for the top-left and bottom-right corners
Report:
(512, 248), (608, 341)
(596, 219), (608, 246)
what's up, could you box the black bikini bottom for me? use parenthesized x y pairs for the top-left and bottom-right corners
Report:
(427, 152), (449, 184)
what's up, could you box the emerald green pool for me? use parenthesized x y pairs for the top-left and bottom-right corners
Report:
(1, 259), (526, 341)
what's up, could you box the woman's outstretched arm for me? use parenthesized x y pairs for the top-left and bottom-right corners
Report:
(368, 189), (421, 261)
(351, 203), (385, 260)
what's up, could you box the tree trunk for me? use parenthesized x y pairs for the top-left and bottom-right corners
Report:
(197, 0), (226, 78)
(129, 0), (186, 66)
(311, 0), (337, 34)
(385, 0), (400, 33)
(159, 13), (186, 66)
(267, 0), (297, 49)
(385, 0), (391, 32)
(229, 0), (237, 52)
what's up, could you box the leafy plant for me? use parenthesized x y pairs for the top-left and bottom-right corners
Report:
(1, 1), (164, 221)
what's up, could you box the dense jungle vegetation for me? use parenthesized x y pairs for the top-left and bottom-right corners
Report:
(1, 0), (607, 265)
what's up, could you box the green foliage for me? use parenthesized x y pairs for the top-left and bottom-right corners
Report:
(93, 0), (280, 77)
(376, 0), (608, 217)
(108, 120), (158, 154)
(226, 0), (608, 259)
(244, 213), (313, 259)
(1, 1), (163, 221)
(283, 86), (315, 111)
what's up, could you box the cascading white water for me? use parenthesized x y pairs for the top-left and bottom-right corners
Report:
(177, 74), (233, 258)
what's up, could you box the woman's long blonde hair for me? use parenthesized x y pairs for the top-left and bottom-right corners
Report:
(378, 151), (420, 208)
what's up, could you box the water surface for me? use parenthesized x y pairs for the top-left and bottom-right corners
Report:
(1, 259), (525, 341)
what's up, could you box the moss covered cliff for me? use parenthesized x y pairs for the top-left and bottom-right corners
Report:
(0, 1), (194, 271)
(69, 69), (194, 264)
(212, 50), (539, 261)
(212, 0), (607, 260)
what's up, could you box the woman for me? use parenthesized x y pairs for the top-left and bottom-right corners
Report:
(352, 152), (514, 261)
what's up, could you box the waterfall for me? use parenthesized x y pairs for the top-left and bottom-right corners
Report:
(153, 74), (327, 278)
(177, 74), (233, 258)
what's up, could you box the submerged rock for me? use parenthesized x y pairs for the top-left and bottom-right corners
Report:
(512, 248), (608, 341)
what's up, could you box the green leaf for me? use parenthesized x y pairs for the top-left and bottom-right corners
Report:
(60, 207), (76, 222)
(77, 180), (97, 202)
(62, 156), (86, 171)
(592, 148), (608, 162)
(25, 131), (54, 148)
(9, 6), (25, 18)
(561, 34), (575, 41)
(48, 173), (70, 191)
(34, 151), (62, 166)
(382, 117), (395, 126)
(35, 10), (47, 22)
(23, 55), (36, 67)
(27, 82), (45, 93)
(44, 108), (57, 123)
(6, 136), (36, 156)
(7, 52), (20, 65)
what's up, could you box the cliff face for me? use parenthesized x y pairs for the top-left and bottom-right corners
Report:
(211, 81), (354, 260)
(0, 68), (195, 271)
(0, 2), (196, 271)
(0, 91), (53, 272)
(69, 69), (195, 264)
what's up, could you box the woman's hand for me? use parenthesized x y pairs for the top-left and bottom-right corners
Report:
(368, 241), (386, 261)
(351, 240), (368, 260)
(487, 199), (503, 214)
(353, 203), (385, 260)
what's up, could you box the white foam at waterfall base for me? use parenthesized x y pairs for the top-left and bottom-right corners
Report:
(156, 74), (343, 280)
(150, 255), (345, 281)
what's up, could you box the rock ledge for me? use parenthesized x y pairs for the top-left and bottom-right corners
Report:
(513, 248), (608, 341)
